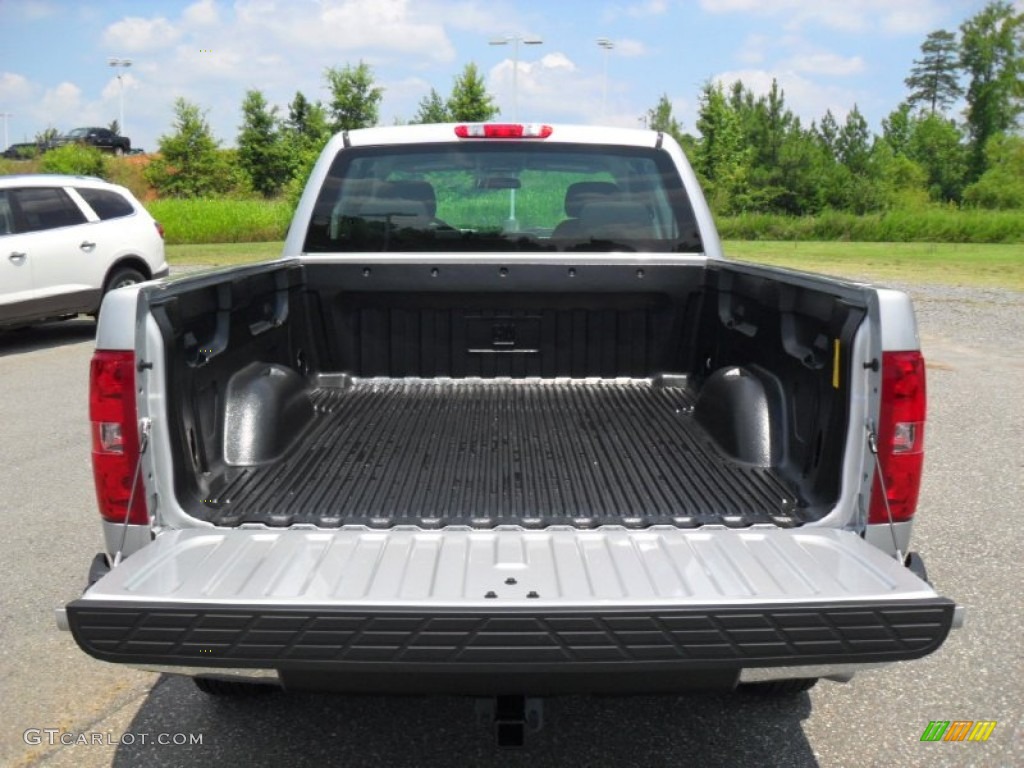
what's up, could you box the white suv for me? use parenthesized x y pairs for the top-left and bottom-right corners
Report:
(0, 174), (167, 329)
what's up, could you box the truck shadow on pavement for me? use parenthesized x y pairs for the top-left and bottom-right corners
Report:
(112, 675), (818, 767)
(0, 319), (95, 357)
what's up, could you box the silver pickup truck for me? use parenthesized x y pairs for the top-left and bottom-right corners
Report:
(60, 123), (961, 743)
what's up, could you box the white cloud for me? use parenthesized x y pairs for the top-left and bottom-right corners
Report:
(539, 53), (576, 72)
(103, 16), (182, 52)
(487, 52), (631, 124)
(713, 68), (858, 126)
(700, 0), (950, 35)
(383, 76), (432, 121)
(183, 0), (219, 27)
(782, 52), (865, 76)
(237, 0), (457, 62)
(38, 82), (84, 128)
(87, 0), (473, 142)
(422, 0), (508, 33)
(0, 72), (33, 101)
(101, 73), (140, 102)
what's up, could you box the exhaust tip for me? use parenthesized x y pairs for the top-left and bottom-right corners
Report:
(55, 608), (70, 632)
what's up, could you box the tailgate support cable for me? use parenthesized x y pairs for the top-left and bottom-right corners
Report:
(113, 418), (151, 567)
(866, 423), (903, 563)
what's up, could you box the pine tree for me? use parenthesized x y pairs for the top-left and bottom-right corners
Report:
(905, 30), (964, 115)
(280, 91), (331, 206)
(646, 94), (686, 146)
(238, 89), (288, 197)
(145, 98), (238, 197)
(837, 105), (871, 172)
(324, 62), (384, 132)
(413, 88), (451, 124)
(882, 104), (914, 156)
(446, 63), (499, 122)
(816, 110), (840, 159)
(695, 82), (749, 213)
(287, 91), (311, 135)
(285, 91), (329, 145)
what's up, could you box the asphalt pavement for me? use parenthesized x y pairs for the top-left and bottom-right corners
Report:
(0, 283), (1020, 767)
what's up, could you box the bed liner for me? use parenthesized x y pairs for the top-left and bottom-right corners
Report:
(201, 377), (803, 529)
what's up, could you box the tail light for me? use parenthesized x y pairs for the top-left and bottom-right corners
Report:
(869, 350), (926, 524)
(454, 123), (553, 139)
(154, 220), (165, 239)
(90, 350), (148, 525)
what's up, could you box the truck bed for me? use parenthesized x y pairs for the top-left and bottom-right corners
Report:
(205, 378), (801, 529)
(154, 260), (864, 532)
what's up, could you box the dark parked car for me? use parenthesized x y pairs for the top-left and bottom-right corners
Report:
(2, 143), (41, 160)
(46, 127), (131, 155)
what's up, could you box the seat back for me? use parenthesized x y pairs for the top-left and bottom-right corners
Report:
(552, 181), (620, 239)
(577, 200), (654, 240)
(387, 180), (437, 218)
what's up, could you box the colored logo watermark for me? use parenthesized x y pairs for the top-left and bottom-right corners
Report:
(920, 721), (997, 742)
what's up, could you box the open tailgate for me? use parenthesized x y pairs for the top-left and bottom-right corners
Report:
(65, 527), (957, 675)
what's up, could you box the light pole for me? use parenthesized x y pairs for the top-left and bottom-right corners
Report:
(488, 35), (543, 121)
(488, 35), (542, 232)
(107, 57), (132, 136)
(0, 112), (12, 150)
(597, 38), (614, 121)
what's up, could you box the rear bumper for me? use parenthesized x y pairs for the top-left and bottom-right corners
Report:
(64, 597), (956, 694)
(62, 526), (961, 694)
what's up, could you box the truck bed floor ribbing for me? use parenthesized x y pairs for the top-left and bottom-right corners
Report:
(205, 379), (802, 528)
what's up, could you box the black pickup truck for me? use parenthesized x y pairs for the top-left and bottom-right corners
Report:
(46, 127), (131, 155)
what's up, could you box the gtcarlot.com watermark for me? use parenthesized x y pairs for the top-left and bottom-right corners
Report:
(24, 729), (203, 747)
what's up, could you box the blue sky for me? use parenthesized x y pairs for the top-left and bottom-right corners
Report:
(0, 0), (1007, 151)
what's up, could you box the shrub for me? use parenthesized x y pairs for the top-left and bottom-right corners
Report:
(39, 143), (108, 178)
(146, 99), (247, 198)
(716, 208), (1024, 244)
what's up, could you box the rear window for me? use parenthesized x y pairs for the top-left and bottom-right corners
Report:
(304, 142), (703, 253)
(0, 191), (13, 236)
(11, 187), (87, 232)
(77, 187), (135, 220)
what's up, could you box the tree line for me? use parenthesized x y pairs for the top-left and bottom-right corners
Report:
(133, 1), (1024, 214)
(143, 61), (497, 201)
(651, 0), (1024, 214)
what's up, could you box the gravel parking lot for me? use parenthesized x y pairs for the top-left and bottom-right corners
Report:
(0, 281), (1020, 767)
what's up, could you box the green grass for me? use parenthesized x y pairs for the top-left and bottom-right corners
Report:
(167, 239), (1024, 291)
(717, 209), (1024, 244)
(166, 241), (284, 266)
(432, 170), (609, 231)
(146, 198), (292, 245)
(725, 240), (1024, 290)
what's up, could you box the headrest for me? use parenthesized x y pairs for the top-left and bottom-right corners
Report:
(564, 181), (619, 217)
(386, 180), (437, 217)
